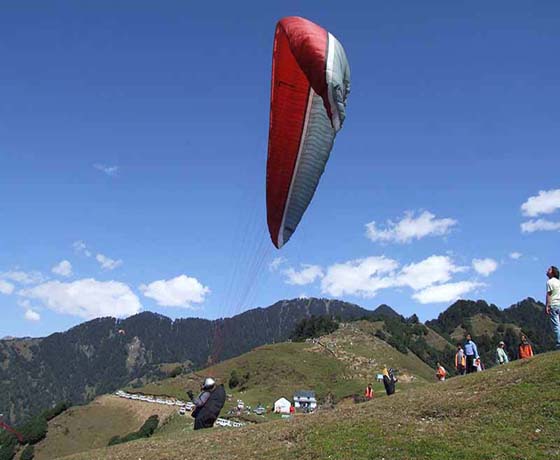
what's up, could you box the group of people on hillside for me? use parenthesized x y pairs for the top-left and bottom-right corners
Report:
(438, 334), (535, 381)
(433, 265), (560, 382)
(495, 336), (535, 363)
(364, 366), (398, 399)
(435, 334), (482, 381)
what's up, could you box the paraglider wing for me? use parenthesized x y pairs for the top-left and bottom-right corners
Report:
(0, 421), (23, 443)
(266, 16), (350, 249)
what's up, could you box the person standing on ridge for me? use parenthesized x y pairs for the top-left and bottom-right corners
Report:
(187, 378), (226, 430)
(496, 341), (509, 365)
(546, 266), (560, 349)
(518, 335), (534, 359)
(365, 383), (374, 400)
(383, 368), (398, 396)
(455, 343), (466, 375)
(464, 334), (479, 374)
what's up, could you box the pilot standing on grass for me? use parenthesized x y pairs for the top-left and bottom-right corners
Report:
(187, 378), (226, 430)
(546, 266), (560, 349)
(464, 334), (479, 374)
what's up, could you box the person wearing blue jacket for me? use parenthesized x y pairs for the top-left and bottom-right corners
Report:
(464, 334), (479, 374)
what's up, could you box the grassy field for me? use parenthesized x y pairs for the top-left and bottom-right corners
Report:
(29, 321), (435, 459)
(33, 395), (176, 460)
(65, 351), (560, 460)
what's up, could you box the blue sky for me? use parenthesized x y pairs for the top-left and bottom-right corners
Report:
(1, 1), (559, 338)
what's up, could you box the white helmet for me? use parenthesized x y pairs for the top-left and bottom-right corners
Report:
(202, 377), (216, 390)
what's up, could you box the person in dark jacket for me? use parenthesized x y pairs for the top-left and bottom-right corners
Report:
(382, 368), (398, 396)
(464, 334), (479, 374)
(187, 378), (226, 430)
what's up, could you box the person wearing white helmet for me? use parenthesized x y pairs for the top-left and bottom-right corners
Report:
(186, 377), (225, 430)
(495, 341), (509, 365)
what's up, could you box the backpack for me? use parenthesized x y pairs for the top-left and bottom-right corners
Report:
(193, 384), (226, 422)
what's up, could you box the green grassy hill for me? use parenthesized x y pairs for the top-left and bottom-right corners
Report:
(31, 396), (176, 460)
(30, 321), (433, 459)
(449, 313), (522, 342)
(65, 351), (560, 460)
(130, 321), (435, 411)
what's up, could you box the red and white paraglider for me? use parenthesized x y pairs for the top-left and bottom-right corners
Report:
(266, 16), (351, 249)
(211, 17), (350, 362)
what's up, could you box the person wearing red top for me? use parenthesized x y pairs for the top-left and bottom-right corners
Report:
(435, 362), (447, 381)
(518, 335), (534, 359)
(364, 384), (374, 399)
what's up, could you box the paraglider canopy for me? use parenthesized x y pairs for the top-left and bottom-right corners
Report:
(0, 420), (23, 443)
(266, 16), (350, 249)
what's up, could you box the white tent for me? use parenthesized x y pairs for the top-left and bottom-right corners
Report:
(274, 397), (291, 414)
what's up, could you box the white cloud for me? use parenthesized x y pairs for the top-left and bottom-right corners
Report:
(321, 256), (399, 297)
(509, 252), (522, 260)
(94, 163), (119, 177)
(521, 219), (560, 233)
(24, 309), (40, 321)
(20, 279), (141, 319)
(521, 189), (560, 217)
(283, 265), (324, 286)
(140, 274), (210, 308)
(286, 252), (486, 305)
(269, 257), (287, 272)
(472, 258), (498, 277)
(0, 270), (45, 285)
(96, 254), (123, 271)
(73, 241), (92, 257)
(0, 279), (15, 295)
(298, 293), (309, 299)
(52, 260), (73, 277)
(399, 256), (464, 290)
(365, 211), (457, 244)
(413, 281), (484, 304)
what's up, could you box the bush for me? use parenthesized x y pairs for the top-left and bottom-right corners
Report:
(41, 401), (71, 421)
(374, 330), (386, 341)
(108, 415), (159, 446)
(168, 366), (183, 378)
(290, 316), (339, 342)
(20, 445), (34, 460)
(6, 400), (71, 452)
(107, 435), (121, 446)
(0, 445), (16, 460)
(228, 370), (240, 389)
(387, 336), (408, 354)
(138, 415), (158, 437)
(17, 416), (47, 445)
(0, 431), (18, 460)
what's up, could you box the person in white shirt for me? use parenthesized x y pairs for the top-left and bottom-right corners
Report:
(546, 266), (560, 349)
(496, 341), (509, 365)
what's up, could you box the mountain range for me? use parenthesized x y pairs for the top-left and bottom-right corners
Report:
(0, 296), (554, 424)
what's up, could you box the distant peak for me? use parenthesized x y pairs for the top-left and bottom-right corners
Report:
(372, 304), (402, 319)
